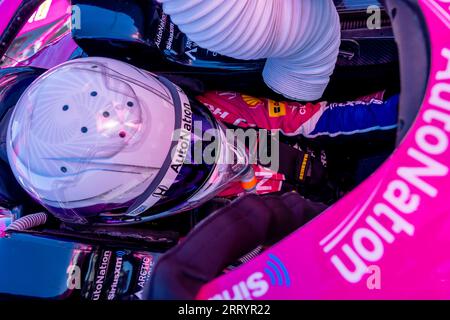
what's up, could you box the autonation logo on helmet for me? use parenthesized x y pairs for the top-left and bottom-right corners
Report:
(209, 254), (290, 300)
(321, 47), (450, 284)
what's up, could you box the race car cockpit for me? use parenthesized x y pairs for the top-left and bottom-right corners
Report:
(0, 0), (442, 300)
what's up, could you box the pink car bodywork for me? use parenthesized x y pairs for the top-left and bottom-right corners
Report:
(1, 0), (450, 300)
(0, 0), (77, 69)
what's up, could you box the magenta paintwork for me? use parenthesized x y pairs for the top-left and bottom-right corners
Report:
(0, 210), (12, 238)
(17, 0), (70, 36)
(0, 1), (22, 38)
(0, 0), (77, 69)
(198, 0), (450, 300)
(0, 0), (69, 37)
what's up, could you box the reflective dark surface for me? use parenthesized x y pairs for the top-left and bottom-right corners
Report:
(334, 0), (384, 11)
(0, 229), (176, 299)
(72, 0), (264, 71)
(0, 67), (45, 208)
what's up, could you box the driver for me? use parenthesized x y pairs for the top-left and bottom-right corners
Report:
(2, 56), (399, 226)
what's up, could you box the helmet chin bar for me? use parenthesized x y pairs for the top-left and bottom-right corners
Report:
(123, 76), (184, 220)
(116, 78), (249, 226)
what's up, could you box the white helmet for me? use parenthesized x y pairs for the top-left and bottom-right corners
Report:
(7, 57), (248, 225)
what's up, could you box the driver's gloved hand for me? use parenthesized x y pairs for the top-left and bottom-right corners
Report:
(146, 192), (327, 300)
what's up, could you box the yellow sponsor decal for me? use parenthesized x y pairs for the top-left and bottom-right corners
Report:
(268, 100), (287, 118)
(242, 95), (262, 108)
(299, 154), (309, 181)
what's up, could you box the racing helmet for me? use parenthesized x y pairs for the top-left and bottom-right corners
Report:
(6, 57), (248, 225)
